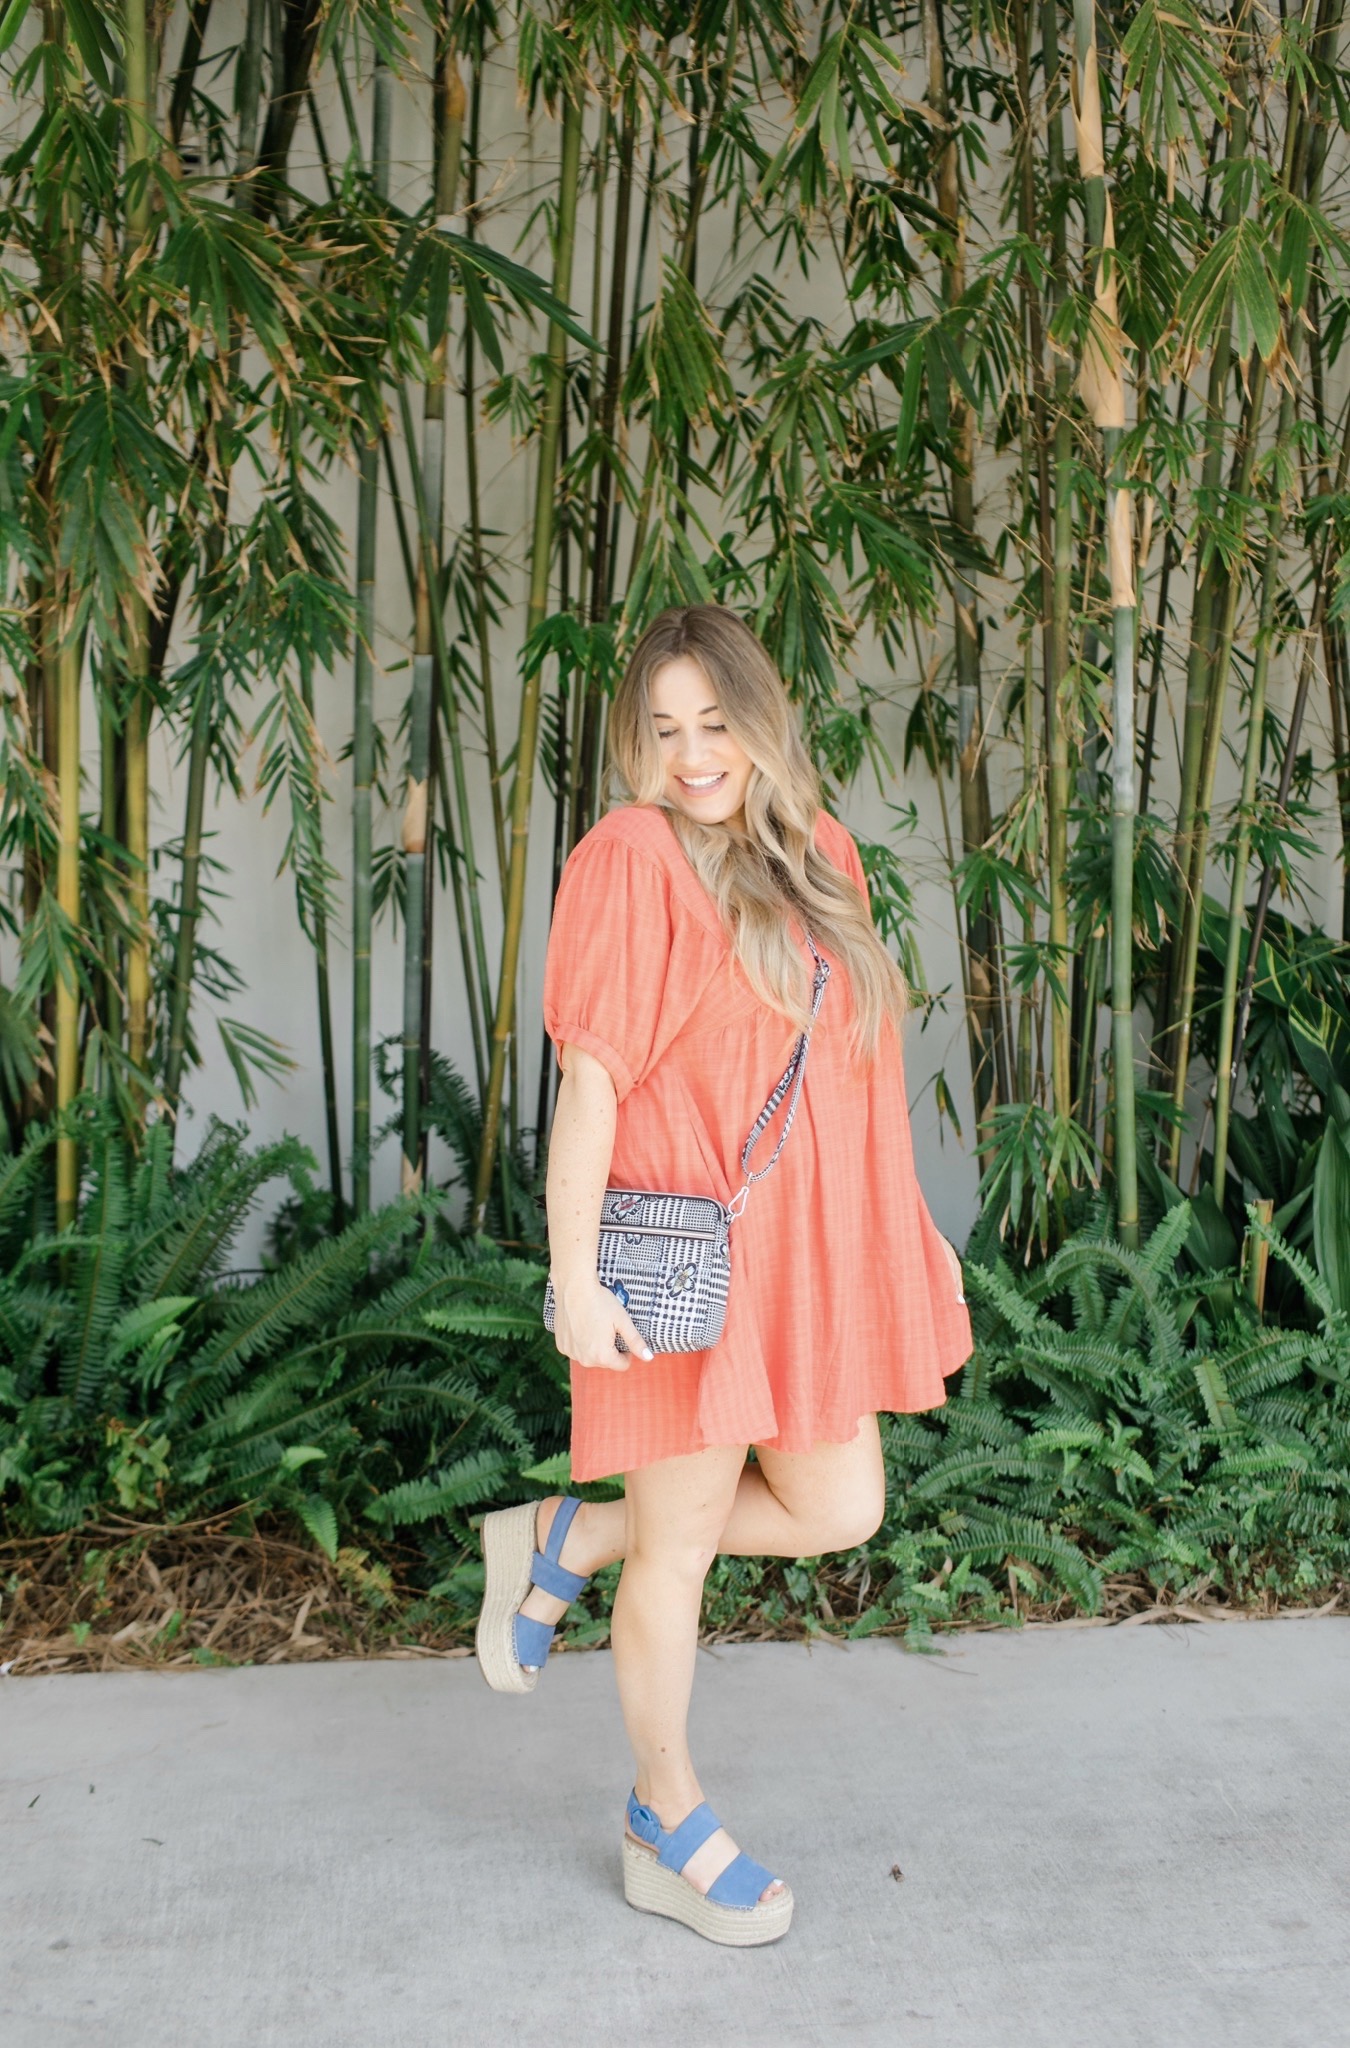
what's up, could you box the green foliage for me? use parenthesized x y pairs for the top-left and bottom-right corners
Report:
(3, 1134), (1345, 1651)
(832, 1204), (1350, 1644)
(0, 1120), (569, 1555)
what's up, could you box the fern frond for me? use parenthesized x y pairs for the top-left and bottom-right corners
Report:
(61, 1137), (130, 1413)
(0, 1123), (55, 1248)
(1249, 1207), (1340, 1326)
(135, 1128), (316, 1301)
(184, 1206), (415, 1399)
(364, 1448), (512, 1527)
(1137, 1202), (1194, 1280)
(1192, 1355), (1241, 1437)
(962, 1259), (1043, 1338)
(424, 1304), (543, 1339)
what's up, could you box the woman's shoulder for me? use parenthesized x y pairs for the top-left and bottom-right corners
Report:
(571, 804), (680, 871)
(812, 807), (859, 865)
(565, 804), (726, 938)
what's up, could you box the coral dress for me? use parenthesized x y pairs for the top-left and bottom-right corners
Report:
(542, 804), (973, 1482)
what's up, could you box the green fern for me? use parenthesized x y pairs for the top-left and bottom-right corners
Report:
(365, 1448), (513, 1527)
(61, 1135), (130, 1414)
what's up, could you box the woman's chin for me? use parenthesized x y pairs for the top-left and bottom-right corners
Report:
(667, 786), (745, 827)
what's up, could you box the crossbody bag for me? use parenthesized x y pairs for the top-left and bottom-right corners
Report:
(543, 936), (830, 1355)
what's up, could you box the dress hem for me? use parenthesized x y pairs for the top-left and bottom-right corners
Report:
(569, 1378), (955, 1485)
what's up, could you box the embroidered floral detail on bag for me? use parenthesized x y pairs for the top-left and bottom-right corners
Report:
(664, 1261), (699, 1295)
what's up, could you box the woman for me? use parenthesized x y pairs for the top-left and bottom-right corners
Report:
(475, 605), (972, 1947)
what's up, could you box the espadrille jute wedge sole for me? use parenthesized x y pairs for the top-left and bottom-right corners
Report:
(476, 1497), (589, 1694)
(622, 1794), (794, 1947)
(622, 1836), (793, 1946)
(476, 1502), (540, 1693)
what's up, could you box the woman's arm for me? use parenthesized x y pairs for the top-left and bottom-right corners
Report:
(546, 1043), (654, 1369)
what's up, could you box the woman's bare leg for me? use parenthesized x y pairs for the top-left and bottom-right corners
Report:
(518, 1414), (885, 1632)
(726, 1415), (887, 1555)
(610, 1442), (784, 1900)
(509, 1422), (884, 1902)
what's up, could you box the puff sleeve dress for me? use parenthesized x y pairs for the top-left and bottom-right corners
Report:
(542, 804), (972, 1482)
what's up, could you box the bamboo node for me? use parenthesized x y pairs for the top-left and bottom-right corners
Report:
(1108, 489), (1136, 610)
(401, 779), (428, 854)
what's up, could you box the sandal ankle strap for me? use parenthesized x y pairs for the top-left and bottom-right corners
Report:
(530, 1494), (587, 1602)
(629, 1796), (720, 1874)
(626, 1790), (780, 1910)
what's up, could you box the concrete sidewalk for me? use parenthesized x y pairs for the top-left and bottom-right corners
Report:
(3, 1622), (1348, 2048)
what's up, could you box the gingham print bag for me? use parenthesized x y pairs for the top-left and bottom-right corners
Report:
(543, 936), (830, 1355)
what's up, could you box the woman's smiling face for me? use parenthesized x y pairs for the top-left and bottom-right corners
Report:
(650, 655), (753, 830)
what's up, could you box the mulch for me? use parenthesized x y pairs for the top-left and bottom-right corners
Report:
(0, 1515), (475, 1677)
(1, 1518), (1344, 1678)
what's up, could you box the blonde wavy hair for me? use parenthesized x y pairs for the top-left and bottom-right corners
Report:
(607, 605), (908, 1059)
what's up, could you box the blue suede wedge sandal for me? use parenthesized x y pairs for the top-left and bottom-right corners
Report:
(623, 1791), (794, 1946)
(476, 1496), (589, 1694)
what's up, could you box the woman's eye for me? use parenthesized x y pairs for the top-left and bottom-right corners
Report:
(656, 730), (676, 741)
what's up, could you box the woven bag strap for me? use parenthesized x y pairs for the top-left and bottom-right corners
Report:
(726, 934), (830, 1221)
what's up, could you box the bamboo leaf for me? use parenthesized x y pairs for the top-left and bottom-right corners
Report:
(0, 0), (31, 57)
(439, 230), (596, 353)
(62, 0), (118, 92)
(1312, 1100), (1350, 1315)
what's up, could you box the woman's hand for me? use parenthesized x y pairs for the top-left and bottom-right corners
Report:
(937, 1233), (966, 1304)
(545, 1045), (651, 1368)
(551, 1273), (653, 1370)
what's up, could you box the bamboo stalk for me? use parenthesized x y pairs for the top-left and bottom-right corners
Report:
(460, 60), (507, 898)
(1163, 2), (1331, 1171)
(1041, 0), (1073, 1129)
(1011, 0), (1052, 1116)
(168, 0), (213, 150)
(472, 85), (584, 1231)
(1230, 375), (1350, 1083)
(55, 625), (80, 1227)
(162, 681), (210, 1116)
(394, 393), (495, 1088)
(1135, 119), (1223, 830)
(162, 0), (266, 1143)
(42, 1), (82, 1218)
(569, 85), (635, 854)
(1161, 54), (1247, 1053)
(1070, 0), (1138, 1242)
(298, 655), (344, 1222)
(926, 0), (1005, 1151)
(548, 59), (634, 1113)
(250, 0), (326, 220)
(399, 28), (464, 1194)
(1212, 0), (1346, 1182)
(1211, 382), (1296, 1206)
(123, 0), (156, 1085)
(1164, 353), (1268, 1177)
(349, 47), (391, 1216)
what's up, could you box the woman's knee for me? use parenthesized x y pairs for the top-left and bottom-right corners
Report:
(794, 1491), (886, 1556)
(625, 1531), (721, 1585)
(834, 1494), (887, 1551)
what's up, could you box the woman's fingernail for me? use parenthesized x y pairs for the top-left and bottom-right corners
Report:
(642, 1348), (653, 1361)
